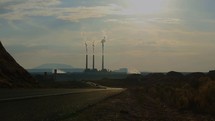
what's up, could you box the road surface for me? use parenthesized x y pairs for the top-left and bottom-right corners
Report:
(0, 88), (124, 121)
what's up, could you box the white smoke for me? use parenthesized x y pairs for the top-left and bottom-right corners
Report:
(102, 30), (108, 39)
(101, 37), (106, 43)
(127, 68), (141, 74)
(52, 69), (66, 74)
(85, 41), (88, 54)
(92, 41), (95, 53)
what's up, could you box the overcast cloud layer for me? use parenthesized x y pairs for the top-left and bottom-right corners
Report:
(0, 0), (215, 72)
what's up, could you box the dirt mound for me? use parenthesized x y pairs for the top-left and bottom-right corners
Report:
(0, 41), (37, 88)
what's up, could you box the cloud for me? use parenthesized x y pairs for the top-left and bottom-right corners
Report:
(56, 5), (119, 22)
(0, 0), (16, 3)
(5, 0), (60, 10)
(0, 0), (61, 20)
(0, 0), (121, 21)
(105, 18), (144, 24)
(148, 18), (182, 24)
(105, 17), (182, 25)
(1, 0), (215, 71)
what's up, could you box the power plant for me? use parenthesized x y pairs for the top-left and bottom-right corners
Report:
(84, 37), (107, 72)
(28, 36), (127, 81)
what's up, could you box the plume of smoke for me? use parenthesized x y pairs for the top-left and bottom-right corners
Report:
(128, 68), (140, 74)
(92, 41), (95, 53)
(81, 31), (87, 41)
(81, 31), (89, 54)
(102, 30), (107, 37)
(85, 41), (88, 54)
(102, 30), (108, 41)
(101, 37), (106, 43)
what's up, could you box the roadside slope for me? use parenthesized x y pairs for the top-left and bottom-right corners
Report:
(65, 88), (213, 121)
(0, 41), (37, 88)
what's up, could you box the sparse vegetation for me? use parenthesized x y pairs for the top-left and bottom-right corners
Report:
(88, 72), (215, 119)
(143, 72), (215, 117)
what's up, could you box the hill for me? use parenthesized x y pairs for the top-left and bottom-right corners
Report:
(34, 63), (74, 69)
(28, 63), (84, 74)
(0, 41), (37, 88)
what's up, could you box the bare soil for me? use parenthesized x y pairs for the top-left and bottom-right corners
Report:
(64, 88), (214, 121)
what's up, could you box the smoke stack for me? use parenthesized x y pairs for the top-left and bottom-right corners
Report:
(86, 54), (88, 69)
(85, 42), (88, 70)
(92, 41), (95, 70)
(101, 37), (106, 70)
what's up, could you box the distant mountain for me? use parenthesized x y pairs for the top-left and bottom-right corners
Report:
(0, 41), (37, 88)
(34, 63), (74, 69)
(29, 63), (83, 74)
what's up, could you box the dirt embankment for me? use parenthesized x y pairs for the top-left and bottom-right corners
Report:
(64, 88), (213, 121)
(69, 73), (215, 121)
(0, 41), (37, 88)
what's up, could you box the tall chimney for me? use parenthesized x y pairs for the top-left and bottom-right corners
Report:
(86, 54), (88, 69)
(85, 42), (88, 70)
(101, 37), (105, 70)
(92, 42), (95, 70)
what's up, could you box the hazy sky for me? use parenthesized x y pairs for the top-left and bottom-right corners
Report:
(0, 0), (215, 72)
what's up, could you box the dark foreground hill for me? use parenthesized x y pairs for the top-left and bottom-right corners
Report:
(88, 71), (215, 119)
(0, 41), (37, 88)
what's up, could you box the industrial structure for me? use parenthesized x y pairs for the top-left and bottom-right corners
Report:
(101, 37), (106, 71)
(84, 37), (107, 72)
(92, 41), (95, 70)
(85, 42), (89, 71)
(28, 37), (127, 81)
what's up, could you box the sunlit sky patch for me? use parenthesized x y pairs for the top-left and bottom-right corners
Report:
(0, 0), (215, 72)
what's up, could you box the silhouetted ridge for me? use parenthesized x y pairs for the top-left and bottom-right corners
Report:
(166, 71), (184, 77)
(208, 70), (215, 80)
(186, 72), (205, 79)
(0, 41), (37, 88)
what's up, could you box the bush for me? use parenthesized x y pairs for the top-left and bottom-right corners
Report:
(196, 79), (215, 114)
(143, 72), (215, 116)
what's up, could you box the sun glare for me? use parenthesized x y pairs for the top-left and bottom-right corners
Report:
(124, 0), (166, 15)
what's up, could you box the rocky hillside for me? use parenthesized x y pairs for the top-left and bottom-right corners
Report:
(0, 41), (37, 88)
